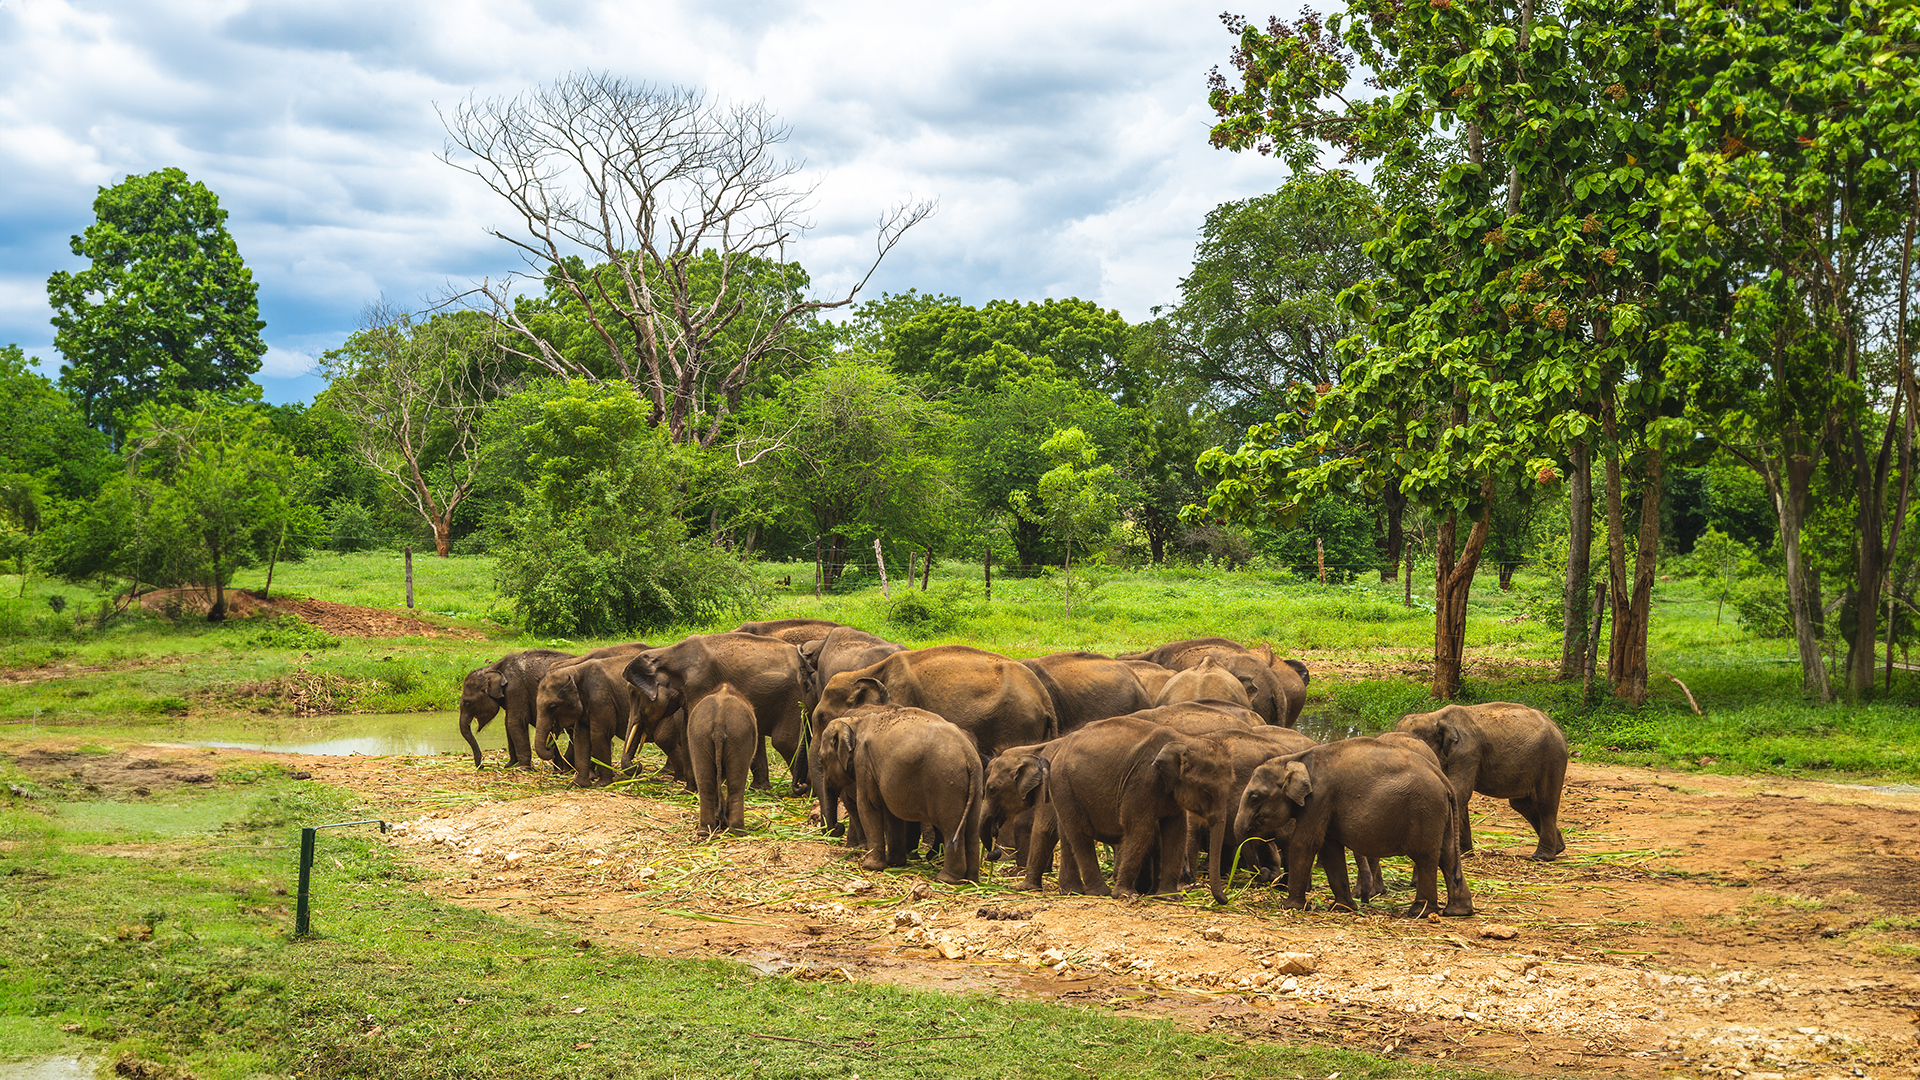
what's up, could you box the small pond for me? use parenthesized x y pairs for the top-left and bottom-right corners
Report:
(178, 710), (468, 757)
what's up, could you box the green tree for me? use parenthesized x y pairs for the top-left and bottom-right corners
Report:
(1011, 427), (1123, 615)
(40, 400), (311, 621)
(888, 298), (1144, 400)
(47, 169), (266, 446)
(318, 304), (505, 556)
(741, 359), (954, 591)
(488, 380), (757, 636)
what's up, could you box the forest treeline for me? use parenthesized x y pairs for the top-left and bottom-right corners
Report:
(6, 4), (1919, 710)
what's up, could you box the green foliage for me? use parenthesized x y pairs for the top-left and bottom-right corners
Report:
(46, 169), (266, 445)
(324, 498), (378, 553)
(1162, 172), (1380, 431)
(1011, 427), (1125, 614)
(489, 381), (758, 636)
(886, 584), (966, 635)
(1258, 489), (1377, 583)
(1728, 577), (1793, 641)
(240, 615), (341, 651)
(887, 297), (1144, 401)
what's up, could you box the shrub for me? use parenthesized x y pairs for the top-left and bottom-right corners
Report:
(887, 587), (962, 634)
(243, 616), (341, 651)
(1729, 577), (1793, 639)
(326, 499), (378, 553)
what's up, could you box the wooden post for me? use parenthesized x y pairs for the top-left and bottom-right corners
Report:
(1317, 537), (1327, 585)
(404, 546), (415, 609)
(921, 545), (933, 591)
(1404, 549), (1414, 606)
(874, 539), (890, 599)
(984, 545), (992, 601)
(906, 550), (919, 587)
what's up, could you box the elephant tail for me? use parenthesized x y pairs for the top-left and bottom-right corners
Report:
(954, 761), (982, 850)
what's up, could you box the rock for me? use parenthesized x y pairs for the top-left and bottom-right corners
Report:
(1480, 924), (1520, 940)
(1273, 952), (1317, 975)
(291, 771), (312, 780)
(502, 851), (529, 869)
(635, 866), (656, 881)
(1039, 947), (1066, 965)
(937, 940), (966, 960)
(909, 883), (933, 901)
(844, 879), (874, 894)
(1200, 927), (1225, 942)
(892, 910), (925, 929)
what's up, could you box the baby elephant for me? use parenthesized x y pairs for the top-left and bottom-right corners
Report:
(1395, 702), (1569, 860)
(819, 705), (984, 885)
(1237, 737), (1473, 918)
(688, 684), (757, 839)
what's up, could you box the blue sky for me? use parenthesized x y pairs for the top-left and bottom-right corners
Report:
(0, 0), (1293, 404)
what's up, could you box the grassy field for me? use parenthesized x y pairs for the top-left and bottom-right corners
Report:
(2, 549), (1914, 781)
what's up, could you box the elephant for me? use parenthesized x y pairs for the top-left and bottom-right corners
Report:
(1349, 732), (1448, 899)
(1020, 652), (1156, 734)
(458, 648), (572, 769)
(534, 651), (650, 788)
(799, 626), (905, 713)
(733, 618), (841, 646)
(1152, 657), (1252, 710)
(1121, 659), (1177, 700)
(1127, 700), (1265, 736)
(1043, 714), (1236, 904)
(621, 633), (809, 794)
(1124, 638), (1308, 726)
(982, 742), (1056, 874)
(818, 704), (983, 884)
(525, 642), (651, 773)
(1394, 701), (1570, 860)
(1235, 737), (1473, 917)
(1202, 726), (1319, 883)
(688, 684), (758, 839)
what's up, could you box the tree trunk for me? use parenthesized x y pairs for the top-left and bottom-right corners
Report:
(921, 546), (933, 591)
(1148, 527), (1165, 565)
(1377, 486), (1406, 582)
(1559, 437), (1593, 680)
(432, 515), (452, 557)
(1604, 442), (1663, 706)
(1430, 486), (1495, 699)
(208, 554), (227, 622)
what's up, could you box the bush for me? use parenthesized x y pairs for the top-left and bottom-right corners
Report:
(1729, 577), (1793, 639)
(326, 499), (378, 553)
(887, 586), (964, 634)
(242, 615), (341, 651)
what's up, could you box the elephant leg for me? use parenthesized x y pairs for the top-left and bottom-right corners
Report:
(1514, 787), (1566, 860)
(856, 792), (891, 873)
(1281, 838), (1318, 909)
(1451, 769), (1476, 853)
(1153, 814), (1187, 896)
(1110, 814), (1159, 900)
(887, 814), (915, 868)
(771, 712), (807, 797)
(1320, 840), (1357, 912)
(1406, 854), (1442, 918)
(1441, 807), (1475, 916)
(694, 751), (720, 839)
(571, 722), (596, 788)
(505, 714), (533, 769)
(726, 772), (748, 835)
(1052, 792), (1108, 897)
(1356, 854), (1383, 901)
(1017, 805), (1058, 891)
(750, 736), (771, 791)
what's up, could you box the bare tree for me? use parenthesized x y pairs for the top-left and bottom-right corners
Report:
(319, 302), (502, 557)
(441, 72), (932, 447)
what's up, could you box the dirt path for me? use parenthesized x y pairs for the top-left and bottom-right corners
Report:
(17, 744), (1920, 1079)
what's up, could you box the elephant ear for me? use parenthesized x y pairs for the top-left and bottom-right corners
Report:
(797, 638), (825, 673)
(1281, 658), (1311, 685)
(623, 655), (665, 700)
(1436, 719), (1464, 757)
(482, 672), (507, 701)
(1280, 761), (1313, 806)
(829, 724), (857, 777)
(1251, 643), (1274, 664)
(1151, 740), (1190, 782)
(1016, 756), (1048, 801)
(848, 677), (890, 707)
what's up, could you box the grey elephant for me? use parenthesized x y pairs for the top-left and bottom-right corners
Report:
(688, 684), (758, 839)
(458, 648), (573, 769)
(534, 651), (650, 788)
(1152, 656), (1252, 709)
(819, 704), (983, 884)
(526, 642), (651, 774)
(1236, 737), (1473, 917)
(622, 633), (809, 794)
(1019, 652), (1155, 734)
(1395, 701), (1569, 860)
(733, 618), (841, 646)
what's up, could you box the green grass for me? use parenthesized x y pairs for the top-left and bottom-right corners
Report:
(1, 551), (1916, 781)
(0, 766), (1502, 1080)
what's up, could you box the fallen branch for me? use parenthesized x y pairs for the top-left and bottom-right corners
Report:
(748, 1033), (876, 1059)
(1665, 674), (1703, 716)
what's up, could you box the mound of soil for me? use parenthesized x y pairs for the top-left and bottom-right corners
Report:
(131, 588), (483, 640)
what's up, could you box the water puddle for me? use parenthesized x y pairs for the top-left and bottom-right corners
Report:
(0, 1058), (97, 1080)
(173, 710), (467, 757)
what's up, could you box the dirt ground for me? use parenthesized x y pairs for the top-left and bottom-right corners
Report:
(130, 588), (483, 639)
(13, 744), (1920, 1080)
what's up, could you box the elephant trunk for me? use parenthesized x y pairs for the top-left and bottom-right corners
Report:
(1207, 813), (1229, 906)
(459, 707), (484, 769)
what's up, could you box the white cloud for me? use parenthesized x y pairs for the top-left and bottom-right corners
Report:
(0, 0), (1295, 401)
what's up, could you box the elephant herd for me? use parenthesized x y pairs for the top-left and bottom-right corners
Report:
(457, 618), (1571, 915)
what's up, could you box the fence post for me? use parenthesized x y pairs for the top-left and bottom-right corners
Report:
(984, 546), (992, 601)
(1316, 537), (1327, 585)
(874, 539), (890, 599)
(404, 546), (414, 609)
(294, 818), (387, 937)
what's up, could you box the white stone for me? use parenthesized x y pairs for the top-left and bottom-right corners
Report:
(1273, 952), (1317, 975)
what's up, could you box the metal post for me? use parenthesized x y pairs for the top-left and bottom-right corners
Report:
(293, 819), (387, 938)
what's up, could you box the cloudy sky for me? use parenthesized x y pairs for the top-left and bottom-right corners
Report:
(0, 0), (1295, 404)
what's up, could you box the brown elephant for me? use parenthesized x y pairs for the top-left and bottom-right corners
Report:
(981, 741), (1071, 885)
(458, 648), (572, 769)
(1019, 652), (1155, 734)
(688, 684), (758, 839)
(1350, 732), (1448, 899)
(1394, 702), (1569, 860)
(1152, 657), (1251, 709)
(733, 618), (840, 646)
(1121, 659), (1176, 700)
(1128, 700), (1265, 736)
(818, 705), (983, 884)
(1203, 726), (1319, 883)
(534, 651), (650, 788)
(1125, 638), (1308, 726)
(798, 626), (905, 817)
(1044, 714), (1235, 904)
(621, 633), (809, 794)
(526, 642), (651, 773)
(1236, 737), (1473, 917)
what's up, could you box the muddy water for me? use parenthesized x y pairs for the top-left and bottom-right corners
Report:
(181, 710), (466, 757)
